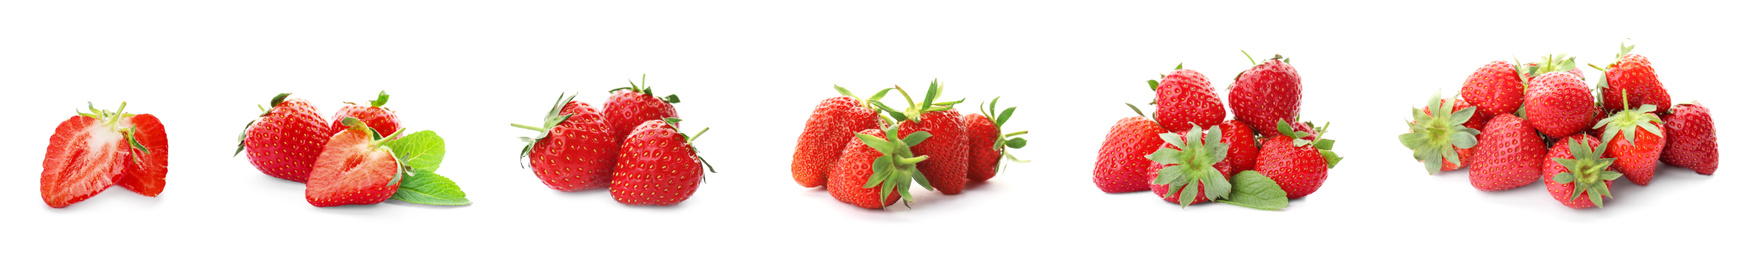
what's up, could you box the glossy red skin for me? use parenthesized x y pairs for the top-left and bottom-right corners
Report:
(528, 101), (619, 191)
(791, 96), (880, 188)
(1218, 120), (1259, 174)
(901, 109), (968, 195)
(305, 128), (399, 207)
(1156, 69), (1225, 131)
(1601, 54), (1672, 111)
(244, 98), (331, 183)
(1469, 114), (1544, 191)
(610, 122), (704, 206)
(1543, 134), (1609, 209)
(604, 89), (679, 144)
(1229, 59), (1303, 135)
(1461, 61), (1524, 125)
(1524, 72), (1599, 139)
(1256, 136), (1328, 199)
(1093, 117), (1166, 193)
(1418, 99), (1481, 170)
(829, 129), (901, 209)
(1146, 141), (1233, 204)
(117, 114), (169, 197)
(41, 116), (127, 208)
(329, 105), (401, 139)
(1602, 121), (1666, 186)
(1660, 104), (1717, 174)
(963, 113), (1002, 182)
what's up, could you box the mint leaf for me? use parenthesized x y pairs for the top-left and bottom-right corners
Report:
(386, 130), (445, 174)
(1217, 171), (1288, 210)
(391, 169), (470, 206)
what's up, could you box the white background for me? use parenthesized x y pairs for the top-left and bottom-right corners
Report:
(1, 0), (1753, 258)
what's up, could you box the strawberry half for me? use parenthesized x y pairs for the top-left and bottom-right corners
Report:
(1401, 92), (1481, 174)
(515, 93), (620, 191)
(306, 118), (404, 207)
(964, 97), (1028, 183)
(329, 91), (402, 139)
(829, 126), (933, 209)
(117, 113), (169, 197)
(42, 103), (163, 208)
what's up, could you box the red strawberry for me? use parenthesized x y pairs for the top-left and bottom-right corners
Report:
(1401, 93), (1481, 174)
(604, 75), (681, 144)
(305, 119), (403, 207)
(610, 119), (713, 206)
(238, 93), (331, 182)
(1093, 104), (1167, 193)
(41, 103), (161, 208)
(1594, 103), (1666, 185)
(1228, 53), (1303, 135)
(1543, 134), (1620, 209)
(1219, 119), (1259, 174)
(329, 91), (402, 138)
(965, 97), (1028, 182)
(1592, 43), (1672, 111)
(116, 114), (169, 197)
(1147, 126), (1233, 206)
(1468, 114), (1544, 191)
(1523, 72), (1599, 138)
(1461, 61), (1525, 124)
(514, 93), (620, 191)
(1659, 102), (1717, 174)
(1153, 64), (1225, 130)
(877, 81), (969, 195)
(792, 86), (889, 188)
(829, 127), (933, 209)
(1256, 120), (1339, 199)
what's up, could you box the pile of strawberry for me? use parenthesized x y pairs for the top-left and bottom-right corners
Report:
(39, 102), (169, 208)
(238, 92), (471, 207)
(1400, 43), (1719, 209)
(791, 81), (1028, 209)
(1093, 53), (1342, 210)
(513, 76), (715, 206)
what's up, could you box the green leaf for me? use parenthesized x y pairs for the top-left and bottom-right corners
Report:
(391, 170), (471, 206)
(385, 130), (447, 174)
(1217, 171), (1288, 210)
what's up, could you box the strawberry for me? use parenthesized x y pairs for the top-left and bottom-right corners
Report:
(829, 127), (934, 209)
(1523, 71), (1599, 138)
(305, 119), (404, 207)
(604, 75), (681, 144)
(1594, 102), (1666, 185)
(1660, 102), (1717, 174)
(1147, 126), (1232, 206)
(1093, 104), (1167, 193)
(1401, 92), (1481, 174)
(610, 119), (714, 206)
(41, 103), (162, 208)
(1468, 114), (1544, 191)
(875, 81), (969, 195)
(1152, 64), (1225, 130)
(1461, 60), (1525, 124)
(514, 93), (620, 191)
(791, 86), (890, 188)
(237, 93), (331, 182)
(329, 91), (401, 138)
(1218, 119), (1259, 174)
(1228, 52), (1303, 135)
(1255, 120), (1340, 199)
(1591, 43), (1672, 112)
(1543, 134), (1620, 209)
(965, 97), (1028, 182)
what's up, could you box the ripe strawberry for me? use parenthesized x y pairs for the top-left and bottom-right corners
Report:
(1659, 102), (1717, 174)
(1093, 104), (1167, 193)
(116, 113), (169, 197)
(1218, 119), (1259, 174)
(1461, 60), (1525, 123)
(1543, 134), (1620, 209)
(1523, 72), (1599, 138)
(1468, 114), (1544, 191)
(1594, 103), (1666, 185)
(964, 97), (1028, 182)
(1147, 126), (1232, 206)
(1228, 53), (1303, 135)
(1152, 64), (1225, 130)
(305, 119), (404, 207)
(1256, 120), (1339, 199)
(610, 119), (714, 206)
(1592, 43), (1672, 111)
(792, 86), (889, 188)
(41, 103), (162, 208)
(1401, 93), (1481, 174)
(237, 93), (331, 182)
(604, 75), (681, 144)
(829, 127), (933, 209)
(329, 91), (401, 138)
(877, 81), (969, 195)
(514, 93), (620, 191)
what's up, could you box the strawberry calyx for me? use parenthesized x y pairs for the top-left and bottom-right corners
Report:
(1592, 91), (1664, 145)
(608, 74), (681, 104)
(1277, 119), (1341, 169)
(1518, 54), (1578, 82)
(1399, 91), (1480, 175)
(1146, 125), (1231, 207)
(1550, 137), (1621, 208)
(833, 84), (894, 114)
(235, 93), (293, 156)
(874, 79), (964, 123)
(512, 93), (580, 163)
(979, 96), (1030, 174)
(77, 102), (150, 156)
(856, 124), (934, 207)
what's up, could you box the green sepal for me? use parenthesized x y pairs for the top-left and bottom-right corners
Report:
(1399, 91), (1479, 174)
(859, 124), (934, 207)
(369, 91), (390, 108)
(1146, 126), (1231, 207)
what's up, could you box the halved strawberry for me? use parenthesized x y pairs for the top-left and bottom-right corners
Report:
(41, 103), (156, 208)
(306, 118), (404, 207)
(117, 114), (169, 196)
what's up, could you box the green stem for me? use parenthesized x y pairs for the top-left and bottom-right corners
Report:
(510, 123), (545, 132)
